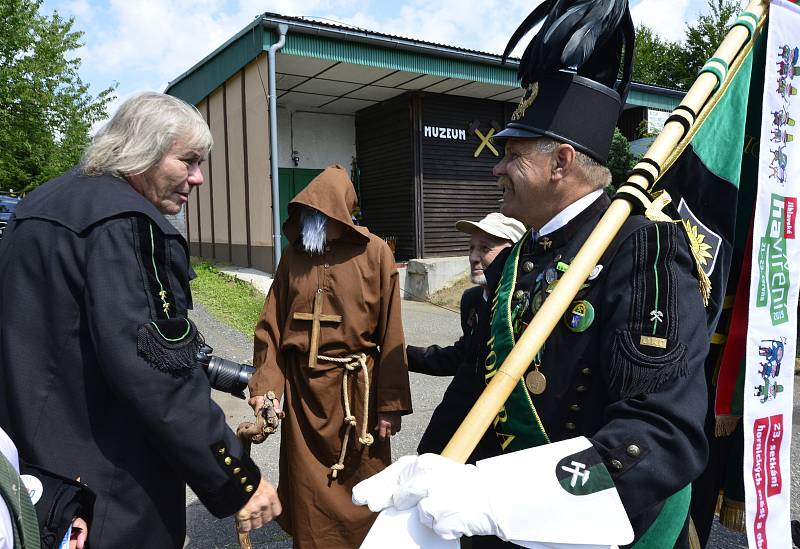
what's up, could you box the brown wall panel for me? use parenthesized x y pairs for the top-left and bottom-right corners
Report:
(188, 101), (207, 254)
(420, 94), (512, 257)
(420, 94), (508, 182)
(225, 73), (248, 248)
(208, 88), (229, 260)
(421, 179), (503, 256)
(251, 245), (274, 274)
(355, 94), (416, 260)
(244, 55), (272, 249)
(197, 99), (213, 255)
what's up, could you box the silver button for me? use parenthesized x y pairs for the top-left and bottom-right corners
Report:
(576, 385), (587, 393)
(569, 404), (581, 412)
(581, 368), (591, 376)
(609, 459), (624, 471)
(564, 422), (576, 431)
(626, 445), (641, 458)
(522, 261), (534, 273)
(513, 290), (525, 300)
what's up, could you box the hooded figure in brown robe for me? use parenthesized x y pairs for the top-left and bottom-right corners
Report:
(249, 165), (412, 548)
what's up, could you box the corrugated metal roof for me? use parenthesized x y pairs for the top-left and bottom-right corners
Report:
(165, 11), (684, 111)
(259, 12), (519, 64)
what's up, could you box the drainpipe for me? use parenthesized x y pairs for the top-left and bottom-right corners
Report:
(268, 23), (288, 272)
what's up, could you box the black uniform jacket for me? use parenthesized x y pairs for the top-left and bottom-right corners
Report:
(0, 171), (260, 548)
(407, 286), (500, 462)
(483, 194), (709, 546)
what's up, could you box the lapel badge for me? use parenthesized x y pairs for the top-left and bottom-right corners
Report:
(545, 267), (558, 285)
(565, 300), (595, 332)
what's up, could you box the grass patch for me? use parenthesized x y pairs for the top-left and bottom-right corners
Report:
(190, 259), (265, 335)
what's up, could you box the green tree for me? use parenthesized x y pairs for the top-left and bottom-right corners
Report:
(606, 128), (637, 193)
(632, 25), (685, 89)
(0, 0), (115, 193)
(677, 0), (741, 87)
(633, 0), (741, 90)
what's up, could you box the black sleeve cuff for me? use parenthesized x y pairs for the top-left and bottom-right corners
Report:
(200, 442), (263, 518)
(406, 345), (426, 373)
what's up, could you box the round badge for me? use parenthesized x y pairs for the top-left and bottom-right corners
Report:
(564, 300), (595, 332)
(525, 370), (547, 395)
(588, 264), (603, 280)
(20, 474), (43, 504)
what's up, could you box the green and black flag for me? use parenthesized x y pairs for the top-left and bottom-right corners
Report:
(653, 19), (766, 341)
(648, 13), (768, 544)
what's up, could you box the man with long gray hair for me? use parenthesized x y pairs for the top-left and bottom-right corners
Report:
(0, 92), (280, 548)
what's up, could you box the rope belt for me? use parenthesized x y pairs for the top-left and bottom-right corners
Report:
(317, 352), (374, 479)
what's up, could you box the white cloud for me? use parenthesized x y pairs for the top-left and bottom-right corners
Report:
(631, 0), (691, 41)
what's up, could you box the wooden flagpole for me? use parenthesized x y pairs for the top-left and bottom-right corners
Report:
(440, 0), (770, 464)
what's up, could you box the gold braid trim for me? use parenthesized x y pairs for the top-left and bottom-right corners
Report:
(718, 496), (746, 533)
(318, 353), (373, 479)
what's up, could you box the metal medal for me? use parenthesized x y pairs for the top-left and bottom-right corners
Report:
(525, 363), (547, 395)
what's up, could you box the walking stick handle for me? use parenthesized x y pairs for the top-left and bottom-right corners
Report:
(234, 392), (280, 549)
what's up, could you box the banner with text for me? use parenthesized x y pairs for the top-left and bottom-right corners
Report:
(744, 2), (798, 548)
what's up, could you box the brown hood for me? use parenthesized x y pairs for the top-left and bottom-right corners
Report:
(283, 164), (369, 245)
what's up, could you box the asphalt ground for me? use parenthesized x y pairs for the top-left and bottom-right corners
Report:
(185, 299), (799, 549)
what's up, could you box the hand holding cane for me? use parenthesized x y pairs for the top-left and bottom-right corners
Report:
(234, 392), (283, 549)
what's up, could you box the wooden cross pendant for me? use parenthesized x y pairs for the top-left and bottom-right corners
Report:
(292, 290), (342, 368)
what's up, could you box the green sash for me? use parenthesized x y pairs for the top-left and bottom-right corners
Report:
(485, 232), (549, 452)
(486, 232), (690, 548)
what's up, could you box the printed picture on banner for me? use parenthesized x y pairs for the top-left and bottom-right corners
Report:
(754, 337), (786, 403)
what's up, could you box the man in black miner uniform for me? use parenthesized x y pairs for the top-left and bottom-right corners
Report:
(408, 212), (524, 462)
(0, 92), (281, 548)
(354, 1), (710, 547)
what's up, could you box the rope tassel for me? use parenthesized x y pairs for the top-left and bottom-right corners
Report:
(318, 352), (373, 479)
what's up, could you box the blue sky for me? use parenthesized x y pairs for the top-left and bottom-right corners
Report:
(39, 0), (716, 118)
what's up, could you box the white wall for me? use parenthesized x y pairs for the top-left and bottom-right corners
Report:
(276, 108), (356, 170)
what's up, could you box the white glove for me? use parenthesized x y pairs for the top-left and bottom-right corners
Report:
(355, 438), (633, 547)
(353, 453), (500, 540)
(414, 455), (499, 540)
(353, 455), (424, 512)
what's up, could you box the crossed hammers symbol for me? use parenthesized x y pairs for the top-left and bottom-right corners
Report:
(468, 119), (502, 158)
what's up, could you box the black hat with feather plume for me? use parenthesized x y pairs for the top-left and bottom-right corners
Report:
(493, 0), (635, 165)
